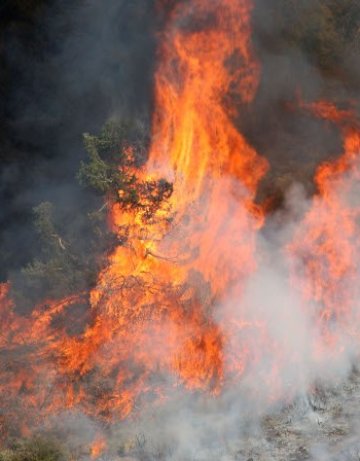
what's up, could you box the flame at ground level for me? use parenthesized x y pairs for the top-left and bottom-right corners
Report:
(1, 0), (360, 454)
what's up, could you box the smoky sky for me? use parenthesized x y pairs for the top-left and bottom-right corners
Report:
(1, 0), (360, 279)
(0, 0), (158, 279)
(249, 0), (360, 205)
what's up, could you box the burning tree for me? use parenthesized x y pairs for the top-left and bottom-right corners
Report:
(1, 0), (360, 459)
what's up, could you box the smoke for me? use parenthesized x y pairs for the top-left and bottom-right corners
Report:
(248, 0), (360, 205)
(33, 168), (357, 461)
(0, 0), (158, 279)
(2, 0), (360, 460)
(94, 164), (360, 460)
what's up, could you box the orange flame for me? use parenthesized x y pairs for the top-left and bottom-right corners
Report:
(90, 436), (106, 459)
(289, 99), (360, 350)
(0, 0), (269, 437)
(1, 0), (360, 447)
(87, 0), (268, 409)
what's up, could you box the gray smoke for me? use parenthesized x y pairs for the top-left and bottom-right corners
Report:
(2, 1), (360, 460)
(0, 0), (157, 279)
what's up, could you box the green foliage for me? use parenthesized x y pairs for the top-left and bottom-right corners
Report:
(0, 437), (64, 461)
(78, 119), (149, 203)
(32, 202), (65, 255)
(11, 201), (97, 310)
(10, 117), (172, 310)
(79, 118), (172, 212)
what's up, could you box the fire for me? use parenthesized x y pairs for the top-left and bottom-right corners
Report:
(0, 0), (268, 438)
(87, 0), (268, 406)
(289, 100), (360, 349)
(90, 437), (106, 459)
(1, 0), (360, 453)
(0, 283), (87, 438)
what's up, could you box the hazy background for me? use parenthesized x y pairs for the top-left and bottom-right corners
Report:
(0, 0), (359, 278)
(0, 0), (158, 279)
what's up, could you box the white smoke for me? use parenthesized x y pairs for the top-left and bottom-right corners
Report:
(93, 154), (360, 461)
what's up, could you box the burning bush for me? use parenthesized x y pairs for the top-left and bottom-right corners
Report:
(1, 0), (360, 459)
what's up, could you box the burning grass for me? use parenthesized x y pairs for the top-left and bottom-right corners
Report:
(1, 0), (360, 459)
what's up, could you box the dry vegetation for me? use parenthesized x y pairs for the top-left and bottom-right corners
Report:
(1, 0), (360, 458)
